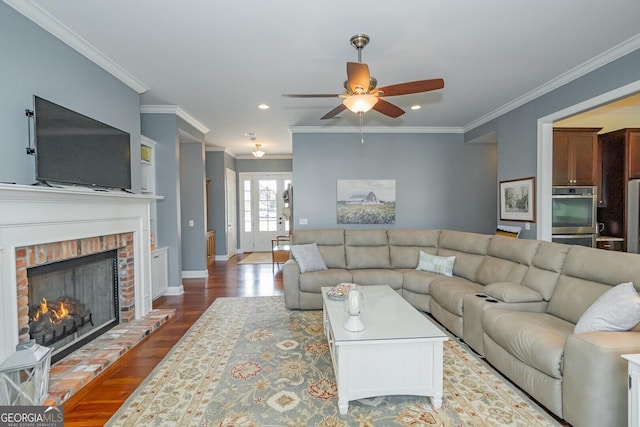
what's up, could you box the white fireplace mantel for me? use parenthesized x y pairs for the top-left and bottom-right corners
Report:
(0, 183), (161, 363)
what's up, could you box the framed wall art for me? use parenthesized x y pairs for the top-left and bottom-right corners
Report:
(336, 179), (396, 224)
(499, 177), (535, 222)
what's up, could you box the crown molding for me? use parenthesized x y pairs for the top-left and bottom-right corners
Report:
(140, 105), (210, 134)
(464, 34), (640, 132)
(4, 0), (149, 94)
(289, 126), (464, 134)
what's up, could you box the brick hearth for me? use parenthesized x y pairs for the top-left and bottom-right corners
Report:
(15, 233), (175, 405)
(45, 308), (174, 405)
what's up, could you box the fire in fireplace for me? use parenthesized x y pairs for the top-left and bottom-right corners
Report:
(27, 250), (120, 363)
(29, 296), (94, 347)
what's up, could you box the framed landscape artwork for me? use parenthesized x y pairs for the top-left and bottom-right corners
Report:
(337, 179), (396, 224)
(499, 177), (535, 222)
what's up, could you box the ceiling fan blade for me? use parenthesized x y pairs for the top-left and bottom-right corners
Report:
(376, 78), (444, 97)
(346, 62), (371, 94)
(321, 104), (347, 120)
(283, 94), (341, 98)
(372, 99), (405, 118)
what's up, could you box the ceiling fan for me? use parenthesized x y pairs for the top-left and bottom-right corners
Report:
(283, 34), (444, 120)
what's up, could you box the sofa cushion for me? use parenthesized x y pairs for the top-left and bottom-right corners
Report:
(437, 230), (490, 282)
(292, 229), (346, 269)
(574, 282), (640, 334)
(351, 269), (403, 290)
(484, 282), (543, 303)
(400, 269), (442, 295)
(429, 277), (484, 316)
(416, 251), (456, 277)
(474, 237), (539, 285)
(520, 242), (570, 301)
(290, 243), (328, 273)
(482, 309), (574, 379)
(388, 229), (440, 269)
(299, 269), (352, 293)
(345, 229), (390, 269)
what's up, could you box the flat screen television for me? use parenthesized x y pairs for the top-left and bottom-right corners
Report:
(34, 95), (132, 190)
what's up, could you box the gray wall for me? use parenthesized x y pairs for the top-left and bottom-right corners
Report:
(205, 151), (236, 256)
(236, 158), (293, 173)
(141, 114), (182, 288)
(466, 48), (640, 239)
(292, 133), (497, 232)
(0, 2), (141, 190)
(179, 141), (207, 272)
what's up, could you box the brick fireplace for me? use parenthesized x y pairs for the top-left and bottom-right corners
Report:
(0, 184), (159, 369)
(16, 233), (135, 362)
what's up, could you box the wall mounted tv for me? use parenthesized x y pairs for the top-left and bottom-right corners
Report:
(34, 95), (132, 190)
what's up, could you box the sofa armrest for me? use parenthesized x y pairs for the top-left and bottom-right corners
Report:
(483, 281), (543, 303)
(563, 331), (640, 427)
(283, 259), (301, 309)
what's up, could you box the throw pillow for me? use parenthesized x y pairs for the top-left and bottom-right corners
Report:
(416, 251), (456, 277)
(483, 282), (543, 303)
(574, 282), (640, 334)
(290, 243), (328, 273)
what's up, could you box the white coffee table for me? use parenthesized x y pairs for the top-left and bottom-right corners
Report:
(322, 285), (448, 415)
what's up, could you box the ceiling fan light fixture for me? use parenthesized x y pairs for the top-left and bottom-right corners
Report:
(343, 94), (378, 114)
(252, 143), (265, 158)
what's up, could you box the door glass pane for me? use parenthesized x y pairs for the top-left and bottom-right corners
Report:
(243, 180), (252, 232)
(258, 179), (277, 232)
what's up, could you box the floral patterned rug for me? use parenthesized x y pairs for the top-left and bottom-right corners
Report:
(106, 296), (562, 426)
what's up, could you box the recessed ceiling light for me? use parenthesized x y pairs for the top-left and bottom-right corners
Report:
(411, 105), (421, 110)
(258, 104), (270, 110)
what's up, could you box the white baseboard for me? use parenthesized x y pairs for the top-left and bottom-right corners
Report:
(163, 285), (184, 296)
(182, 270), (208, 278)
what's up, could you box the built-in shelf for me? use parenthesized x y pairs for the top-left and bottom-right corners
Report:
(141, 136), (159, 250)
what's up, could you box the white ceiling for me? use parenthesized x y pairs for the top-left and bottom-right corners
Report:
(9, 0), (640, 157)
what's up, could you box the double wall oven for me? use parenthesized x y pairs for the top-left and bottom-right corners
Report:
(551, 186), (597, 247)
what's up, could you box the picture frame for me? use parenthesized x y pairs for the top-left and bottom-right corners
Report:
(499, 177), (535, 222)
(336, 179), (396, 224)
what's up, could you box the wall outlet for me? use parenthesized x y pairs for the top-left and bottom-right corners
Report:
(299, 218), (308, 225)
(189, 220), (194, 227)
(525, 223), (530, 230)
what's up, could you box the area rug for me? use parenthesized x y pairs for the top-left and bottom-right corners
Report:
(106, 296), (562, 427)
(237, 252), (272, 264)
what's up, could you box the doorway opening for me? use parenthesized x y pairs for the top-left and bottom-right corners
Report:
(239, 172), (292, 252)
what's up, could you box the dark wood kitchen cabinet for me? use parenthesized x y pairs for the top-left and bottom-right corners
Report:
(626, 129), (640, 179)
(597, 128), (640, 251)
(553, 128), (601, 186)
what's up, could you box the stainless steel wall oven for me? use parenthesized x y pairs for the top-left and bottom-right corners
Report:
(551, 186), (597, 247)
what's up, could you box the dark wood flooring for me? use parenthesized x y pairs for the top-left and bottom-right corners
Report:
(61, 253), (283, 426)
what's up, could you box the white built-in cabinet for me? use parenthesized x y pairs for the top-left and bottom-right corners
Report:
(141, 136), (168, 301)
(623, 354), (640, 427)
(151, 247), (168, 299)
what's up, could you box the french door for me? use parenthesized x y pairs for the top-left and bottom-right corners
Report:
(239, 173), (292, 252)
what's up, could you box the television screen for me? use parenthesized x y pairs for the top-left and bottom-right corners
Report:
(34, 96), (132, 190)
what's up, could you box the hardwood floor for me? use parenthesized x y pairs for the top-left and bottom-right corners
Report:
(61, 253), (283, 426)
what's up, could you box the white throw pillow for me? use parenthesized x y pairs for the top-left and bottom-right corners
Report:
(574, 282), (640, 334)
(290, 243), (328, 273)
(416, 251), (456, 277)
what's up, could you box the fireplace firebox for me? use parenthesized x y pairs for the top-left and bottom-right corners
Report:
(27, 250), (120, 363)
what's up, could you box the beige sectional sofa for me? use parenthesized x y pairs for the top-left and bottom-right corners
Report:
(282, 228), (640, 427)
